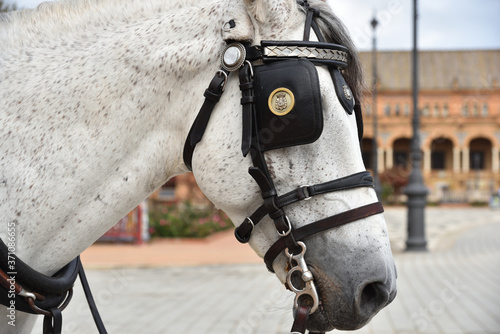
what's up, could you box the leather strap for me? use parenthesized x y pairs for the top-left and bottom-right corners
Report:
(78, 258), (108, 334)
(235, 171), (374, 243)
(0, 239), (78, 295)
(290, 304), (311, 334)
(183, 69), (229, 171)
(239, 63), (304, 256)
(303, 3), (315, 41)
(0, 240), (107, 334)
(0, 239), (79, 315)
(354, 102), (364, 141)
(43, 308), (62, 334)
(264, 202), (384, 272)
(239, 62), (254, 157)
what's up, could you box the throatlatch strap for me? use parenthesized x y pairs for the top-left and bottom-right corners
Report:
(183, 69), (229, 170)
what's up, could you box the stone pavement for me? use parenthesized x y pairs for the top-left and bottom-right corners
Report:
(31, 207), (500, 334)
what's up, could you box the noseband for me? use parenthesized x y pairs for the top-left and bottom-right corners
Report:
(183, 1), (384, 333)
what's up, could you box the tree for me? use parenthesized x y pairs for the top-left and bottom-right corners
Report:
(0, 0), (17, 12)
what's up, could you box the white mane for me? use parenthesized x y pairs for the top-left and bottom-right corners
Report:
(0, 0), (213, 49)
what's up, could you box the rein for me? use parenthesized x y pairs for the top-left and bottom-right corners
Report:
(0, 239), (107, 334)
(183, 1), (383, 333)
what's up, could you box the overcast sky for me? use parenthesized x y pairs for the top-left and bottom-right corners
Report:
(4, 0), (500, 51)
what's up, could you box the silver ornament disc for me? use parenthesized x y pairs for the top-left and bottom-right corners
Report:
(221, 43), (246, 72)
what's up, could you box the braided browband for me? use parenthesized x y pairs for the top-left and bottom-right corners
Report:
(260, 41), (349, 67)
(243, 41), (349, 68)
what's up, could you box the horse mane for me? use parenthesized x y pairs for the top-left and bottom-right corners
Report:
(298, 0), (366, 106)
(0, 0), (204, 30)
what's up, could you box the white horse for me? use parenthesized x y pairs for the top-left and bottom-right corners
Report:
(0, 0), (397, 333)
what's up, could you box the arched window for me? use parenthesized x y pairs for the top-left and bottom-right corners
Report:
(395, 103), (401, 116)
(433, 103), (440, 117)
(422, 104), (430, 117)
(473, 103), (479, 117)
(462, 103), (469, 116)
(482, 103), (488, 117)
(384, 104), (391, 116)
(442, 103), (449, 117)
(404, 103), (410, 116)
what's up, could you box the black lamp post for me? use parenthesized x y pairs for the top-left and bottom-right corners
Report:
(405, 0), (428, 251)
(371, 15), (382, 200)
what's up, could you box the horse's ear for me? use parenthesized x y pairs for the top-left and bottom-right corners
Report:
(243, 0), (267, 22)
(243, 0), (295, 23)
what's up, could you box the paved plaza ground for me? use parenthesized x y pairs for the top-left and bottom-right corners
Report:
(31, 207), (500, 334)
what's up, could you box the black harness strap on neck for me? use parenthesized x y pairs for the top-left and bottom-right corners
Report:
(0, 239), (78, 295)
(0, 239), (107, 334)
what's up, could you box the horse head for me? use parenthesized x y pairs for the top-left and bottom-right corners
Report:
(190, 0), (397, 331)
(0, 0), (396, 332)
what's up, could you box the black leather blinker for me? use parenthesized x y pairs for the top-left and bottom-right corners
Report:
(252, 59), (323, 152)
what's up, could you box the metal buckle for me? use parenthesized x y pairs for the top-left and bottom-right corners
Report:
(300, 185), (312, 200)
(26, 288), (74, 317)
(277, 216), (292, 237)
(217, 70), (228, 92)
(244, 217), (254, 233)
(285, 242), (319, 314)
(235, 217), (254, 243)
(18, 289), (37, 300)
(245, 60), (254, 78)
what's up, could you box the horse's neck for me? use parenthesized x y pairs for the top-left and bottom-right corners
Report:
(0, 0), (227, 275)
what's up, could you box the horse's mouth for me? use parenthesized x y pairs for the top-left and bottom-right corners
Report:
(304, 266), (397, 332)
(306, 301), (336, 332)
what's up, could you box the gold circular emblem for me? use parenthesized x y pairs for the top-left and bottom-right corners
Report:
(268, 88), (295, 116)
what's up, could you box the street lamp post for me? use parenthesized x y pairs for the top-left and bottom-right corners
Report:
(371, 15), (382, 200)
(405, 0), (428, 251)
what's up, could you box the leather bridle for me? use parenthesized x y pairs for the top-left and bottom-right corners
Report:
(183, 1), (384, 333)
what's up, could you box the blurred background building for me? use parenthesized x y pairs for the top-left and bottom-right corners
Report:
(360, 49), (500, 204)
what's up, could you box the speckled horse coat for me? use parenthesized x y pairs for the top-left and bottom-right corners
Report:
(0, 0), (396, 333)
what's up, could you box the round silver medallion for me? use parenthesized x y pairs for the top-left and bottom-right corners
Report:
(221, 43), (246, 72)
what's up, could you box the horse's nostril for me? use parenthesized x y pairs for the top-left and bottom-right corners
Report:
(361, 282), (378, 303)
(358, 282), (390, 314)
